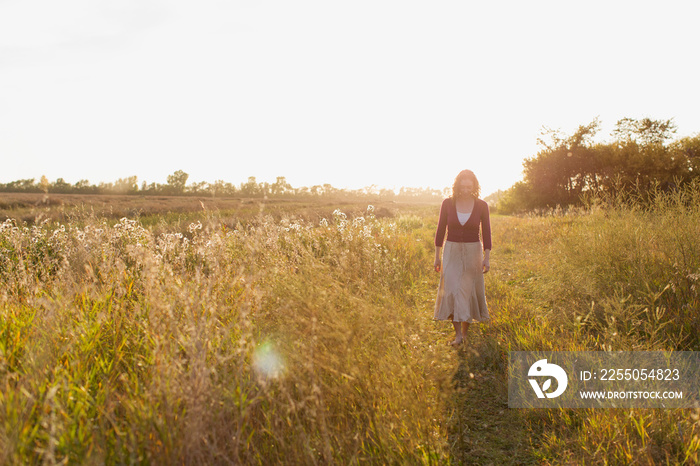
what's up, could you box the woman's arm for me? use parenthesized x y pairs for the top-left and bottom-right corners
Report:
(434, 246), (442, 272)
(480, 201), (492, 251)
(434, 200), (449, 248)
(481, 201), (491, 273)
(434, 200), (449, 272)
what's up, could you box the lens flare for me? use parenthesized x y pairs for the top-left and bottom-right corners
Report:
(252, 341), (285, 379)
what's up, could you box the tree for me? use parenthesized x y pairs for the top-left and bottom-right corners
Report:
(497, 182), (535, 214)
(0, 178), (37, 193)
(40, 175), (50, 194)
(270, 176), (292, 196)
(379, 188), (396, 199)
(209, 180), (235, 197)
(612, 117), (677, 146)
(671, 134), (700, 175)
(240, 176), (262, 196)
(166, 170), (189, 194)
(322, 184), (336, 196)
(74, 179), (94, 193)
(51, 178), (71, 193)
(188, 181), (208, 194)
(503, 118), (695, 212)
(113, 176), (139, 194)
(521, 120), (603, 208)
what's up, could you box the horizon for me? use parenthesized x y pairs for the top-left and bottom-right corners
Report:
(1, 172), (480, 197)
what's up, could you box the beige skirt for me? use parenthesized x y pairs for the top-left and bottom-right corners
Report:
(434, 241), (489, 323)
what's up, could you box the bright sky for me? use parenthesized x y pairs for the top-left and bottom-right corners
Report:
(1, 0), (699, 196)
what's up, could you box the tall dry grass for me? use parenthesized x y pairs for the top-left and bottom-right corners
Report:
(0, 207), (453, 464)
(3, 181), (700, 464)
(487, 180), (700, 464)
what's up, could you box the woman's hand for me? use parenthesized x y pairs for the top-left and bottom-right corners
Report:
(482, 258), (490, 274)
(434, 258), (442, 273)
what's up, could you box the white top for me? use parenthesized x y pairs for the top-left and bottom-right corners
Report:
(457, 211), (471, 225)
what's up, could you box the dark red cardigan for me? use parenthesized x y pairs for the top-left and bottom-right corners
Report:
(434, 198), (492, 250)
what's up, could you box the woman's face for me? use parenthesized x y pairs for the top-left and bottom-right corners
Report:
(458, 177), (475, 198)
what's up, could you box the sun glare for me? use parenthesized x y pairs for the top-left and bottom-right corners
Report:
(252, 341), (285, 380)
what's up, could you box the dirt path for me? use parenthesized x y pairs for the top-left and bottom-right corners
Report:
(444, 327), (540, 465)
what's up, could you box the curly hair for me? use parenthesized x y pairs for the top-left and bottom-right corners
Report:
(451, 169), (481, 200)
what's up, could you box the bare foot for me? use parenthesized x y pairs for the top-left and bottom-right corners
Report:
(450, 337), (463, 347)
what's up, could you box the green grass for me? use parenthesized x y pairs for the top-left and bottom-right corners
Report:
(0, 186), (699, 464)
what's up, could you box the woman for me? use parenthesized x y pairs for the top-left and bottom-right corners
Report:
(434, 169), (491, 346)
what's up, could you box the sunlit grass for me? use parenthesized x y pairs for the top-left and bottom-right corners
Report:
(1, 184), (699, 463)
(485, 181), (700, 464)
(0, 205), (454, 464)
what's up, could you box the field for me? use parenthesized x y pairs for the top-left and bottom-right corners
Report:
(1, 188), (699, 464)
(0, 192), (410, 226)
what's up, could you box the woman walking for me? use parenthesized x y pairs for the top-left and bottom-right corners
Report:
(434, 169), (491, 346)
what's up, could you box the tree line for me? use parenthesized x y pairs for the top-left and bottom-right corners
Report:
(497, 117), (700, 213)
(0, 171), (445, 201)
